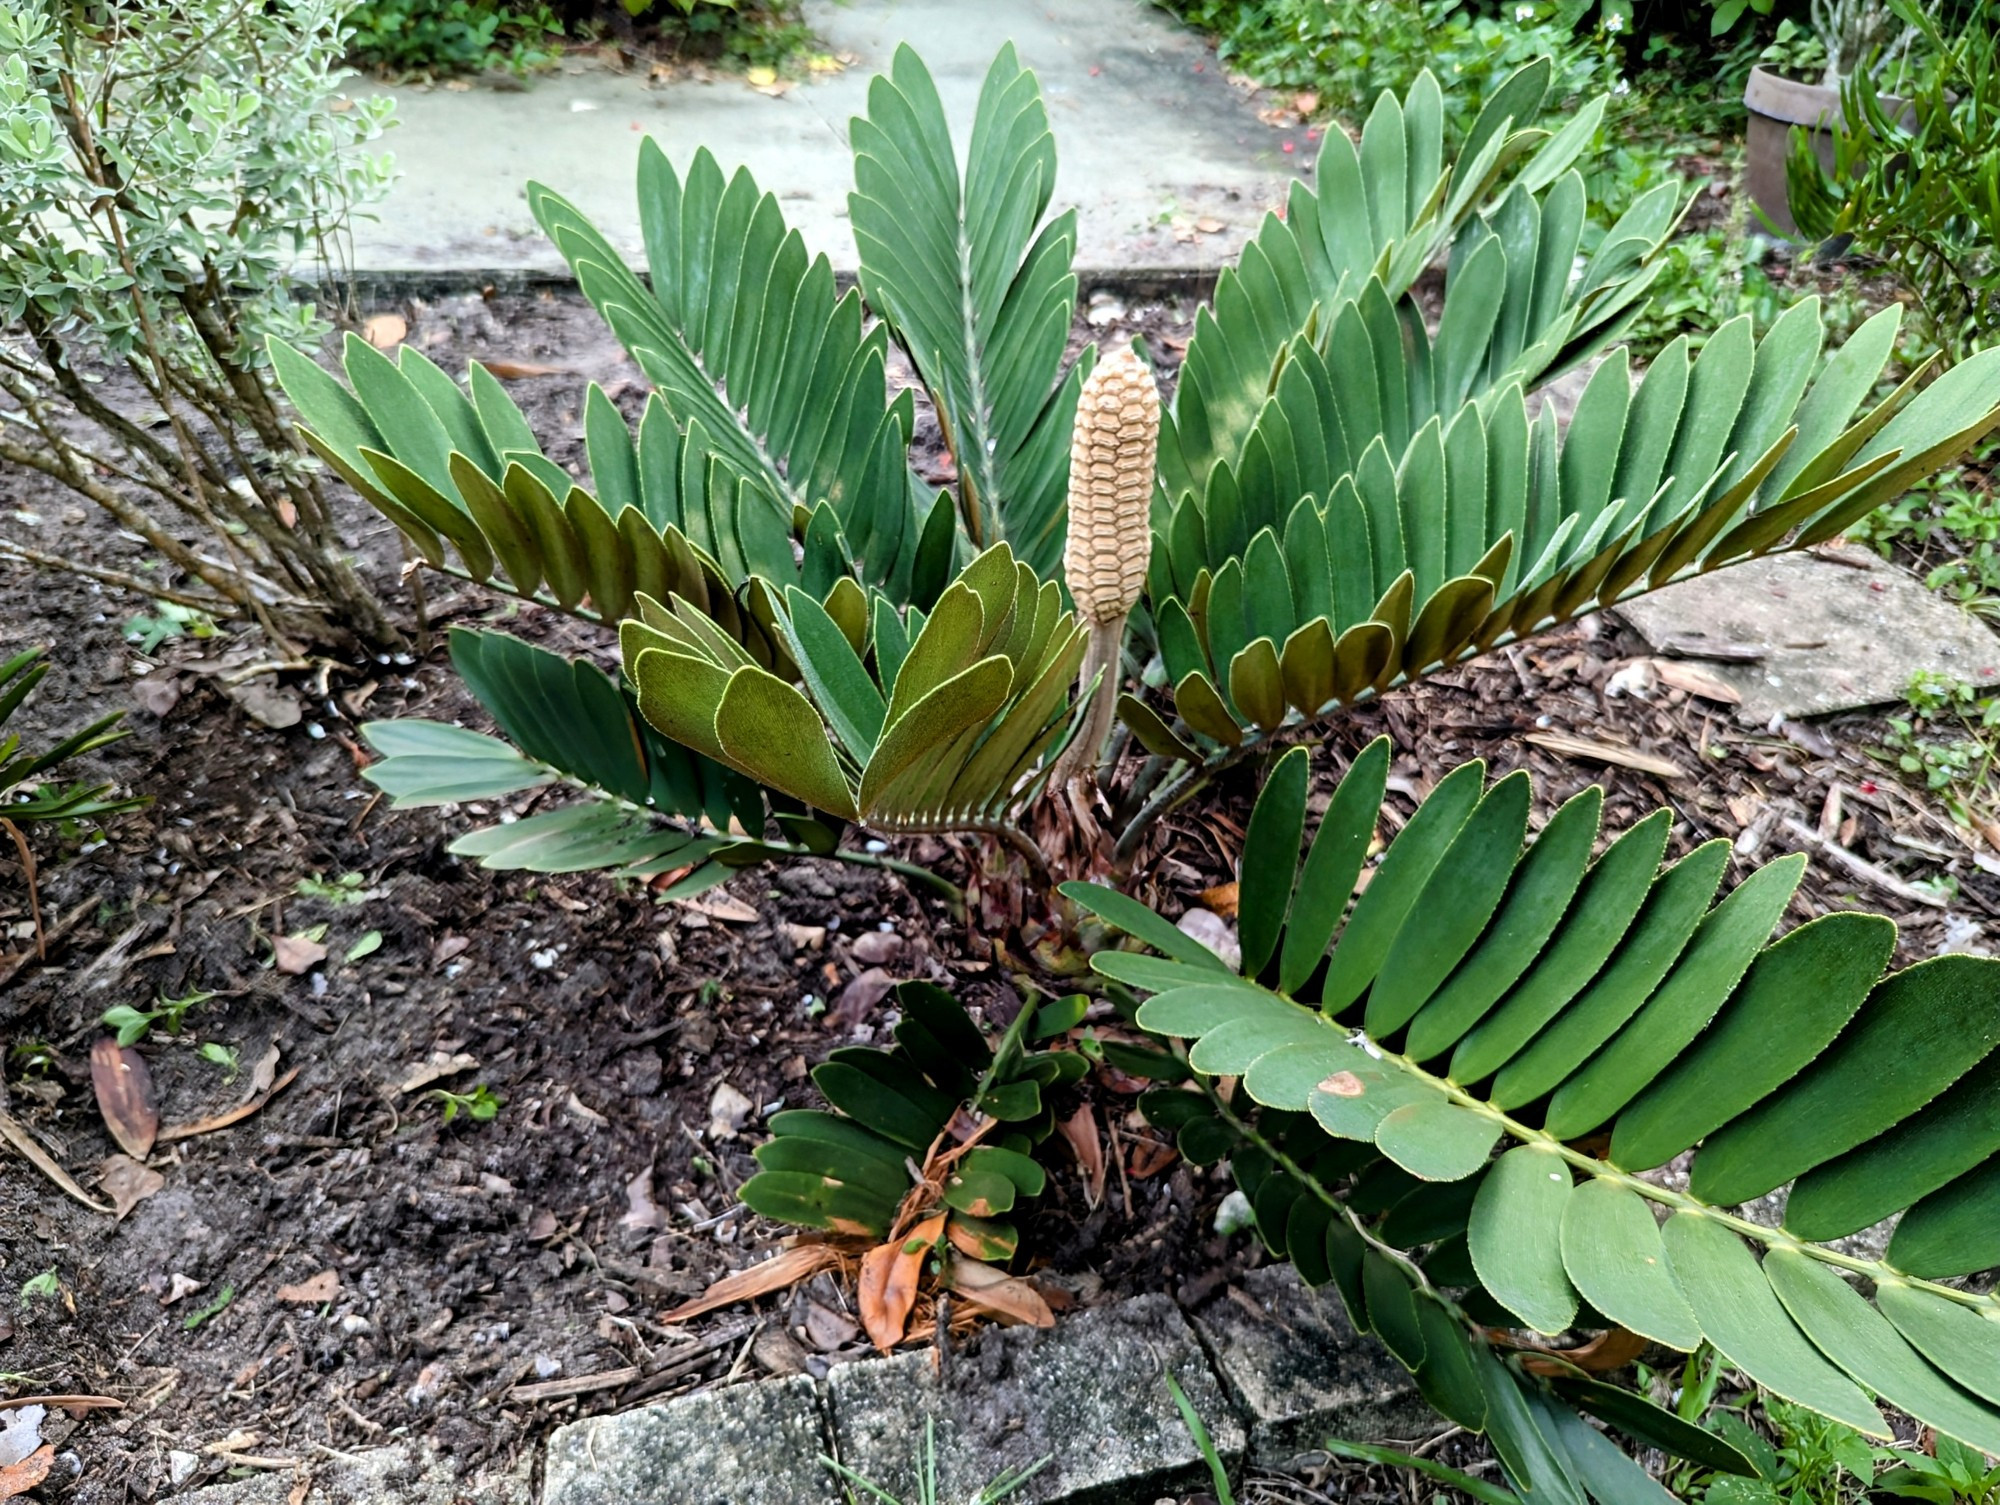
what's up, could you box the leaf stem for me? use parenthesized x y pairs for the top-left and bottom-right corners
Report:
(1373, 1042), (1999, 1315)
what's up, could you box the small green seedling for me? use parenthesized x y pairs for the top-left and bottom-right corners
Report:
(1875, 1436), (2000, 1503)
(102, 987), (215, 1046)
(295, 871), (368, 905)
(8, 1039), (56, 1075)
(182, 1285), (234, 1330)
(344, 929), (383, 962)
(18, 1269), (60, 1306)
(1167, 1373), (1239, 1505)
(819, 1416), (1050, 1505)
(428, 1084), (502, 1125)
(123, 599), (216, 654)
(199, 1042), (241, 1082)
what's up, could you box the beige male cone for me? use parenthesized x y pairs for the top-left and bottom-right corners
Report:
(1055, 347), (1159, 783)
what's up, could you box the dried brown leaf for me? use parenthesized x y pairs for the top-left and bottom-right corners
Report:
(858, 1213), (945, 1351)
(0, 1446), (52, 1500)
(620, 1166), (667, 1232)
(1651, 659), (1743, 705)
(660, 1243), (845, 1325)
(942, 1254), (1055, 1329)
(0, 1111), (112, 1215)
(477, 358), (572, 381)
(1523, 732), (1684, 781)
(1513, 1326), (1649, 1376)
(100, 1154), (164, 1221)
(396, 1050), (479, 1095)
(275, 1270), (339, 1305)
(91, 1037), (157, 1159)
(1056, 1105), (1107, 1209)
(157, 1067), (299, 1143)
(271, 933), (328, 976)
(674, 892), (757, 924)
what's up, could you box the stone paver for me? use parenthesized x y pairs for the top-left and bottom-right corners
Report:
(170, 1442), (532, 1503)
(541, 1374), (836, 1505)
(828, 1295), (1245, 1505)
(350, 0), (1302, 274)
(1190, 1265), (1432, 1471)
(1614, 549), (2000, 723)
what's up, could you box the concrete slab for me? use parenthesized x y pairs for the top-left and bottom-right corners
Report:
(1612, 550), (2000, 723)
(826, 1295), (1245, 1505)
(1190, 1265), (1433, 1471)
(349, 0), (1302, 275)
(540, 1375), (837, 1505)
(167, 1443), (532, 1503)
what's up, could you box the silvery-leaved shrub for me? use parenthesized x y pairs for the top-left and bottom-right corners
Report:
(0, 0), (400, 648)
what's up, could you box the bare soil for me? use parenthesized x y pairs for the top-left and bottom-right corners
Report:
(3, 287), (1996, 1505)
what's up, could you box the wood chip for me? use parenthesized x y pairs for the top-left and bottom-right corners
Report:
(0, 1446), (53, 1500)
(1195, 881), (1240, 918)
(0, 1395), (122, 1414)
(362, 312), (407, 350)
(1524, 732), (1685, 781)
(1650, 659), (1743, 704)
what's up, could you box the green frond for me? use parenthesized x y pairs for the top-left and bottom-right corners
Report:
(1136, 312), (2000, 754)
(850, 43), (1087, 573)
(360, 628), (783, 896)
(1065, 742), (2000, 1475)
(530, 147), (941, 599)
(619, 544), (1083, 833)
(741, 981), (1083, 1243)
(1157, 61), (1638, 504)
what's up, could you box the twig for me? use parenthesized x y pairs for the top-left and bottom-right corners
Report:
(0, 537), (233, 611)
(0, 1395), (123, 1413)
(1779, 817), (1950, 908)
(1, 818), (43, 958)
(505, 1366), (641, 1404)
(156, 1066), (300, 1143)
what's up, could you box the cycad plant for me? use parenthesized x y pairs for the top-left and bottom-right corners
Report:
(273, 43), (2000, 1497)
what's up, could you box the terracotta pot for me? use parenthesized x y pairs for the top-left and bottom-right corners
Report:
(1744, 66), (1843, 238)
(1744, 65), (1917, 239)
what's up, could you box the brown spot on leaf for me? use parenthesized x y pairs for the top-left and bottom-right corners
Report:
(1319, 1071), (1365, 1098)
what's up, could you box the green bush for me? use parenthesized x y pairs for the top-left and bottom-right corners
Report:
(1158, 0), (1624, 144)
(342, 0), (564, 79)
(0, 0), (400, 649)
(1788, 5), (2000, 364)
(338, 0), (810, 79)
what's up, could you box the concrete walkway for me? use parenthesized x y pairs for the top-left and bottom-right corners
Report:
(348, 0), (1306, 276)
